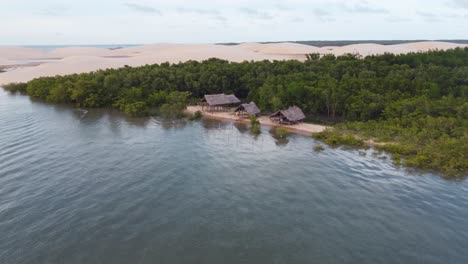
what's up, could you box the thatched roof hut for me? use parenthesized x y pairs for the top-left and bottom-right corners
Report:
(202, 94), (241, 107)
(234, 102), (261, 117)
(270, 106), (306, 124)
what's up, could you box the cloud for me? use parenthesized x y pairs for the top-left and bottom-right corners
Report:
(238, 7), (273, 20)
(175, 7), (226, 23)
(342, 1), (389, 14)
(417, 11), (440, 22)
(36, 5), (68, 17)
(385, 16), (411, 23)
(176, 7), (219, 15)
(275, 4), (292, 11)
(312, 8), (335, 22)
(290, 16), (305, 23)
(212, 15), (228, 22)
(123, 2), (161, 14)
(448, 0), (468, 9)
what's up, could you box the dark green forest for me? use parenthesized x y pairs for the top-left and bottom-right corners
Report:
(3, 48), (468, 177)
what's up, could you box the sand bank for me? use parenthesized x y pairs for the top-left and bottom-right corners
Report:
(1, 41), (467, 85)
(186, 106), (327, 136)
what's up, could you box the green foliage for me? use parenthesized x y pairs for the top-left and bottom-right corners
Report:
(158, 91), (191, 119)
(191, 110), (202, 120)
(275, 128), (289, 138)
(159, 104), (184, 119)
(249, 116), (261, 134)
(2, 48), (468, 177)
(343, 117), (467, 177)
(251, 123), (261, 135)
(313, 145), (325, 152)
(312, 129), (366, 148)
(122, 101), (149, 117)
(3, 83), (27, 94)
(249, 115), (258, 126)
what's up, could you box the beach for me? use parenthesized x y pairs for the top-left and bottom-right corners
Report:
(186, 105), (327, 136)
(1, 41), (467, 85)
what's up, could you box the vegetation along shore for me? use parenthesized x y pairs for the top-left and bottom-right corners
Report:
(3, 48), (467, 177)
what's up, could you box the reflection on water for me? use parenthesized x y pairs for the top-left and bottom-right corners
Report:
(158, 118), (189, 130)
(268, 127), (290, 146)
(233, 122), (249, 134)
(1, 89), (468, 264)
(201, 117), (230, 130)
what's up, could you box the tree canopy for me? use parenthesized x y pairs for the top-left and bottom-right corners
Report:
(3, 48), (468, 177)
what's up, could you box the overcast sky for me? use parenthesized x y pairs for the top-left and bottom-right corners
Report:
(0, 0), (467, 45)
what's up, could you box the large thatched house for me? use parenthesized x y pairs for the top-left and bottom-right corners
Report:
(270, 106), (306, 124)
(201, 93), (241, 111)
(234, 102), (261, 118)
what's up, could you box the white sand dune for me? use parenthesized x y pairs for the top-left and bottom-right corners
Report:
(1, 41), (467, 85)
(0, 47), (47, 60)
(0, 58), (16, 66)
(238, 42), (322, 55)
(397, 41), (468, 52)
(46, 47), (125, 58)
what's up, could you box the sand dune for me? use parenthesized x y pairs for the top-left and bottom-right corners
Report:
(1, 41), (467, 85)
(47, 47), (125, 58)
(0, 58), (16, 66)
(238, 42), (322, 55)
(0, 47), (47, 60)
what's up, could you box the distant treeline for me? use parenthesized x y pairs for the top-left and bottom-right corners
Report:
(219, 40), (468, 47)
(3, 48), (468, 177)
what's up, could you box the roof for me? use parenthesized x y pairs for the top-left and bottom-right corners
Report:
(235, 102), (261, 115)
(271, 106), (306, 122)
(203, 94), (241, 106)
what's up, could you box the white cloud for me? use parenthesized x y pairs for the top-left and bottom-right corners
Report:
(0, 0), (466, 45)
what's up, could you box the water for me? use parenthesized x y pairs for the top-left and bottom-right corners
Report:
(0, 89), (467, 264)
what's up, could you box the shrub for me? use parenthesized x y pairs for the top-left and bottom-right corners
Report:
(194, 110), (202, 119)
(188, 110), (202, 121)
(159, 103), (185, 119)
(249, 115), (258, 126)
(313, 145), (325, 152)
(249, 116), (261, 134)
(3, 83), (27, 94)
(275, 128), (289, 138)
(251, 123), (261, 135)
(312, 129), (366, 148)
(122, 101), (149, 117)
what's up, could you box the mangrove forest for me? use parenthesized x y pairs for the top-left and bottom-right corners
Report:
(3, 48), (468, 177)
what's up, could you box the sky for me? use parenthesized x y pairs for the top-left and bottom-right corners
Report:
(0, 0), (467, 45)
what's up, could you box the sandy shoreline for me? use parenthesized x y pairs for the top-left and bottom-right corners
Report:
(1, 41), (467, 85)
(186, 106), (327, 136)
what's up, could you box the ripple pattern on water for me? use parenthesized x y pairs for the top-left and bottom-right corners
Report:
(1, 89), (468, 264)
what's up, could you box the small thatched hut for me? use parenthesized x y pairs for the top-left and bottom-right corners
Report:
(270, 106), (306, 124)
(201, 93), (241, 111)
(234, 102), (261, 118)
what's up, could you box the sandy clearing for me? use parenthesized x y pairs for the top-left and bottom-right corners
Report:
(186, 106), (327, 136)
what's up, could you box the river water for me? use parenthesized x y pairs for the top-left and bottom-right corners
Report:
(0, 89), (467, 264)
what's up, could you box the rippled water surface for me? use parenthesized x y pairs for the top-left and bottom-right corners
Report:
(1, 89), (467, 264)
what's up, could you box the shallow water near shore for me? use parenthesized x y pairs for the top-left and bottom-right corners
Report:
(1, 89), (468, 264)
